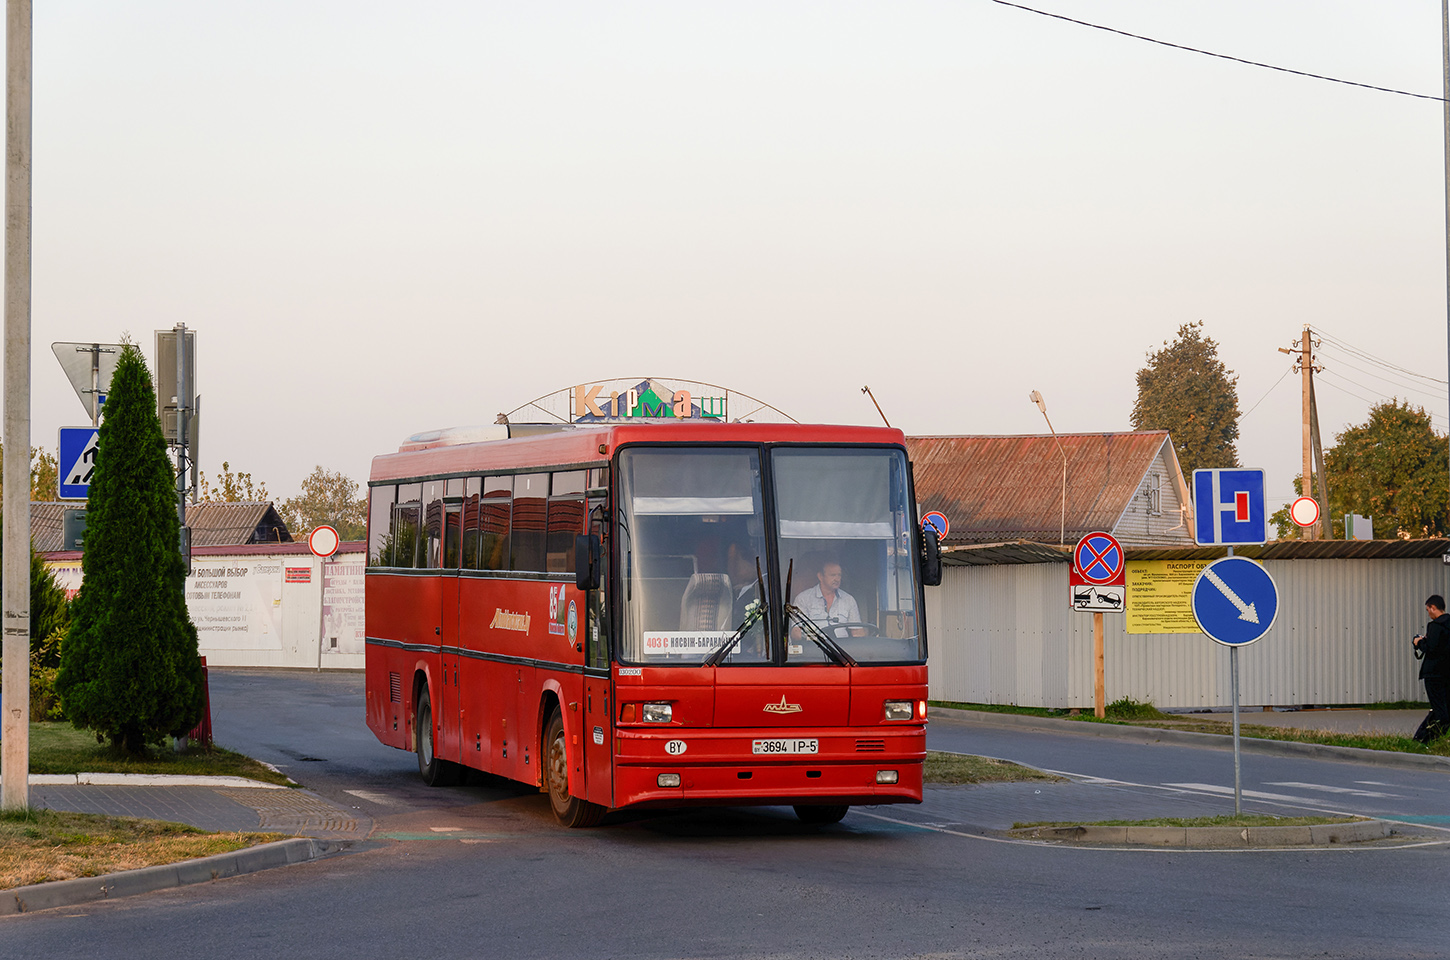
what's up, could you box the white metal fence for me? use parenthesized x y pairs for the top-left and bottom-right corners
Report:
(925, 557), (1447, 708)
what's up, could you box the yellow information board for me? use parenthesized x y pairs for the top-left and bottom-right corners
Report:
(1126, 559), (1212, 634)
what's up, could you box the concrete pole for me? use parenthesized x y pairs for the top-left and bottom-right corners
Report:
(1, 0), (32, 812)
(1300, 326), (1315, 540)
(1443, 0), (1450, 503)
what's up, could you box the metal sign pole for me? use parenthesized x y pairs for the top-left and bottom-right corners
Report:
(1226, 544), (1242, 815)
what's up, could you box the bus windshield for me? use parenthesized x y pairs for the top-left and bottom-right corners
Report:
(616, 445), (923, 665)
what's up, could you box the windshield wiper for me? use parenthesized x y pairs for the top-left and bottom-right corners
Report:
(785, 605), (858, 667)
(702, 557), (767, 667)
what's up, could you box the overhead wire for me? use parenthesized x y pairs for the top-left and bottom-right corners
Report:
(1317, 347), (1449, 401)
(1314, 327), (1449, 385)
(1239, 365), (1294, 420)
(988, 0), (1447, 102)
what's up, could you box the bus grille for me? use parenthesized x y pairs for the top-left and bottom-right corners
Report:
(389, 672), (403, 703)
(855, 739), (886, 752)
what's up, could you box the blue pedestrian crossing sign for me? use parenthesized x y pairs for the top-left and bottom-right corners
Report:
(1191, 556), (1278, 646)
(58, 426), (100, 500)
(1193, 468), (1267, 546)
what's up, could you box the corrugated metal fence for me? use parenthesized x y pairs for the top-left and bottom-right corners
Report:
(926, 557), (1447, 708)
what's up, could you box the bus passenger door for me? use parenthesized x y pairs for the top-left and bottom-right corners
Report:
(581, 584), (613, 807)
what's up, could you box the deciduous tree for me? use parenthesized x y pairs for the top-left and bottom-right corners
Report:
(280, 466), (366, 541)
(1271, 399), (1448, 539)
(55, 343), (203, 754)
(198, 461), (270, 502)
(1130, 321), (1241, 478)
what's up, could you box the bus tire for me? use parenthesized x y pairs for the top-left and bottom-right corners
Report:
(415, 687), (461, 787)
(545, 710), (605, 828)
(793, 804), (849, 825)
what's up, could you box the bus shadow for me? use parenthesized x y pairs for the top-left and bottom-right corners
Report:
(606, 805), (882, 840)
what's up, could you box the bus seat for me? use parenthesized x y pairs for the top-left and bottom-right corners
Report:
(679, 573), (733, 631)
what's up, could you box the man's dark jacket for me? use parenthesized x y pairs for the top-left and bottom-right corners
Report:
(1420, 612), (1450, 680)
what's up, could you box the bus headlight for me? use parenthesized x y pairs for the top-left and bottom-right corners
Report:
(657, 773), (681, 787)
(876, 770), (899, 784)
(883, 700), (913, 721)
(643, 702), (673, 723)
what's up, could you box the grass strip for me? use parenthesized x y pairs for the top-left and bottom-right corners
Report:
(28, 722), (293, 786)
(1012, 814), (1364, 830)
(931, 702), (1450, 757)
(924, 750), (1063, 785)
(0, 808), (283, 890)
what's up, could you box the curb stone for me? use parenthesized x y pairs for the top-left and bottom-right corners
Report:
(931, 706), (1450, 773)
(0, 837), (351, 916)
(1010, 818), (1391, 848)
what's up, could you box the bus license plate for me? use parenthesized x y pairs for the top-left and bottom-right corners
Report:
(751, 738), (818, 755)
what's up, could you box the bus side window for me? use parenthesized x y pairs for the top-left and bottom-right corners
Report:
(368, 484), (394, 566)
(461, 477), (482, 569)
(548, 471), (586, 573)
(393, 482), (422, 568)
(442, 477), (464, 569)
(512, 473), (548, 572)
(480, 476), (512, 571)
(423, 480), (445, 568)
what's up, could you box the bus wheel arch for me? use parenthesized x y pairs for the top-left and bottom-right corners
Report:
(543, 708), (605, 828)
(414, 675), (460, 787)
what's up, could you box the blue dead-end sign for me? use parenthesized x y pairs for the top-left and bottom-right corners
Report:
(58, 426), (100, 500)
(1193, 468), (1267, 546)
(1191, 556), (1278, 646)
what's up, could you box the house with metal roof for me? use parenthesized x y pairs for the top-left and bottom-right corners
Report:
(905, 430), (1194, 550)
(31, 500), (292, 554)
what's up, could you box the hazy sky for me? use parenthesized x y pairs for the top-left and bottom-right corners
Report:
(9, 1), (1450, 512)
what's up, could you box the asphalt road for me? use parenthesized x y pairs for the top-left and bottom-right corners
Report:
(6, 669), (1449, 959)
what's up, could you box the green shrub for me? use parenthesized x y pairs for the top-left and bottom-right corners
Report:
(1104, 697), (1165, 720)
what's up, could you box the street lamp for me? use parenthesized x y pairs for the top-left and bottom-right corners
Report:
(1030, 390), (1067, 545)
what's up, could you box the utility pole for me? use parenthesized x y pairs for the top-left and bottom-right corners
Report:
(1, 0), (32, 812)
(1279, 326), (1324, 539)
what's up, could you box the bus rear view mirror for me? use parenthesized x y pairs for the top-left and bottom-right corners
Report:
(576, 533), (602, 590)
(921, 527), (942, 587)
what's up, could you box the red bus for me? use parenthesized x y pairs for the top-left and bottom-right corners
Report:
(364, 421), (941, 826)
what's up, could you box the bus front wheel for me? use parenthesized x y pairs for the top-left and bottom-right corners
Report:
(793, 804), (849, 825)
(544, 711), (605, 828)
(415, 687), (461, 787)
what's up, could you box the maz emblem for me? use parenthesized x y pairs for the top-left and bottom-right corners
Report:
(763, 696), (802, 715)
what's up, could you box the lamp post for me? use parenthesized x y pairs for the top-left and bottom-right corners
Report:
(1029, 391), (1067, 545)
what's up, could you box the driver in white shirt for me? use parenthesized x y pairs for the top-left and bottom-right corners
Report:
(791, 558), (864, 637)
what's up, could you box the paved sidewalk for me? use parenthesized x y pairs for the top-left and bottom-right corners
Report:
(28, 778), (371, 840)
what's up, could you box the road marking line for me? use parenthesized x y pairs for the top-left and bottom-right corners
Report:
(343, 789), (402, 806)
(1265, 781), (1399, 798)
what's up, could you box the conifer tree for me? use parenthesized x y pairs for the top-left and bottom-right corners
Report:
(55, 343), (202, 754)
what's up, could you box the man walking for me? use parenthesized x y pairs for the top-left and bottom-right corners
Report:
(1412, 594), (1450, 743)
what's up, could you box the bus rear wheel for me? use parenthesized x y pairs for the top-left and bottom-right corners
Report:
(544, 711), (605, 828)
(793, 804), (849, 825)
(415, 687), (461, 787)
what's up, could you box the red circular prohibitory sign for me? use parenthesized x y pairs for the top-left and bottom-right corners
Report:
(308, 524), (340, 558)
(1072, 531), (1125, 586)
(1289, 496), (1320, 528)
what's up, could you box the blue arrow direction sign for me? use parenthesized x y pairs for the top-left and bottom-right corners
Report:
(58, 426), (100, 500)
(1191, 556), (1278, 646)
(1193, 468), (1267, 546)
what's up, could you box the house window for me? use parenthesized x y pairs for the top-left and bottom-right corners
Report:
(1147, 474), (1162, 516)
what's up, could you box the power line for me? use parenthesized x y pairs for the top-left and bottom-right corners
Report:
(989, 1), (1446, 102)
(1240, 364), (1294, 420)
(1314, 327), (1449, 385)
(1318, 348), (1450, 401)
(1318, 370), (1447, 426)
